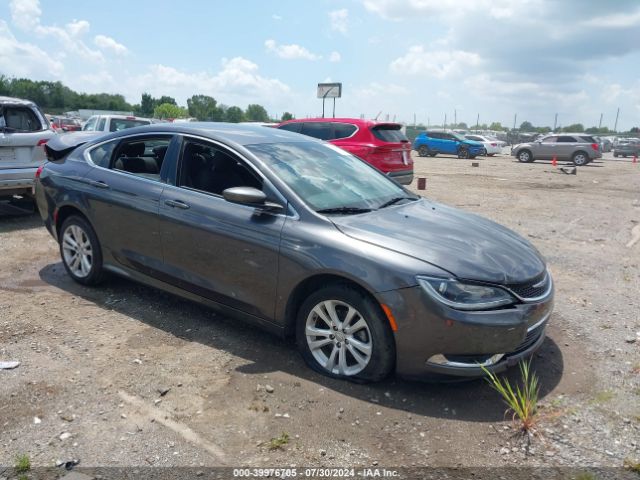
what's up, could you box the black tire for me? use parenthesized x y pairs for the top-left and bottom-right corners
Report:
(428, 152), (437, 157)
(296, 284), (395, 383)
(487, 153), (495, 157)
(517, 149), (534, 163)
(572, 151), (589, 166)
(458, 148), (470, 159)
(469, 155), (477, 159)
(59, 215), (105, 286)
(614, 153), (619, 158)
(417, 145), (430, 157)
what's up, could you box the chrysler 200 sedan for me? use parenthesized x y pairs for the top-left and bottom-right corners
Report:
(35, 123), (553, 382)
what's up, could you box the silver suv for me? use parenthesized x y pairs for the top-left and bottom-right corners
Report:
(511, 134), (602, 166)
(0, 96), (56, 199)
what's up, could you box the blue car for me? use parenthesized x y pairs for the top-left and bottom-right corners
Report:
(413, 131), (485, 159)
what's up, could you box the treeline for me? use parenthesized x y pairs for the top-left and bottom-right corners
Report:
(0, 75), (295, 123)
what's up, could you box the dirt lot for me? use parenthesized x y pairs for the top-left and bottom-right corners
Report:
(1, 152), (639, 476)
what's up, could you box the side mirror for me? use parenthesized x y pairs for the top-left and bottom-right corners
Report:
(222, 186), (283, 211)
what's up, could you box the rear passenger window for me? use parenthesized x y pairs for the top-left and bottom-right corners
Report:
(110, 136), (172, 181)
(557, 136), (577, 143)
(278, 123), (302, 133)
(542, 136), (557, 143)
(301, 122), (334, 140)
(333, 123), (357, 139)
(88, 140), (118, 168)
(1, 106), (42, 132)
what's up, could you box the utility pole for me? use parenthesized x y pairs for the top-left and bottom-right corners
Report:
(598, 113), (603, 129)
(413, 113), (416, 128)
(476, 113), (479, 133)
(553, 113), (558, 131)
(427, 116), (430, 128)
(614, 107), (620, 133)
(444, 113), (447, 130)
(454, 109), (457, 127)
(513, 113), (517, 130)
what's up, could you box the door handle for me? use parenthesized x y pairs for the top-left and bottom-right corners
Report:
(88, 180), (109, 189)
(164, 199), (190, 209)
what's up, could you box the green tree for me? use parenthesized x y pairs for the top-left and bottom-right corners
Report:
(157, 96), (177, 106)
(488, 122), (504, 131)
(187, 94), (223, 121)
(245, 104), (269, 122)
(154, 102), (187, 119)
(561, 123), (584, 133)
(139, 93), (155, 117)
(281, 112), (294, 122)
(519, 121), (534, 131)
(225, 106), (244, 123)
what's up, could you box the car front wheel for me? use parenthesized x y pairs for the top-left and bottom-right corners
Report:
(59, 215), (104, 285)
(417, 145), (430, 157)
(296, 285), (395, 382)
(517, 150), (534, 163)
(458, 148), (470, 159)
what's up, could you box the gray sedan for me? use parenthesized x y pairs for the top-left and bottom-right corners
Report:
(36, 124), (553, 382)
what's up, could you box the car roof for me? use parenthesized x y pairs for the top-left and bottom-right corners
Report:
(84, 122), (322, 147)
(279, 117), (402, 128)
(0, 96), (38, 107)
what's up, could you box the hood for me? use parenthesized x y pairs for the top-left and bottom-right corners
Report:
(331, 199), (546, 285)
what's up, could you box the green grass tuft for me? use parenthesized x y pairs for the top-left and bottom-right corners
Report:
(15, 454), (31, 473)
(268, 432), (290, 451)
(481, 359), (539, 433)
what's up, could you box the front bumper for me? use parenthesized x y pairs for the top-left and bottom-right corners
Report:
(377, 283), (554, 379)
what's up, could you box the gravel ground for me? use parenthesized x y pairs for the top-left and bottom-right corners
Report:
(0, 152), (638, 477)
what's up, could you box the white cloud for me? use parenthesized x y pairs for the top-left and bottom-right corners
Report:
(272, 14), (282, 20)
(133, 57), (290, 106)
(9, 0), (41, 30)
(356, 82), (409, 99)
(264, 39), (321, 60)
(390, 45), (481, 77)
(329, 51), (341, 62)
(94, 35), (128, 55)
(66, 19), (90, 36)
(0, 20), (64, 78)
(361, 0), (520, 20)
(582, 8), (640, 28)
(329, 9), (349, 34)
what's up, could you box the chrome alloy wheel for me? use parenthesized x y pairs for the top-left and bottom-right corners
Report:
(62, 224), (93, 278)
(305, 300), (373, 376)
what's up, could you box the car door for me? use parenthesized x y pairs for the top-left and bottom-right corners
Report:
(82, 133), (177, 273)
(537, 136), (557, 159)
(427, 132), (442, 152)
(157, 135), (286, 320)
(556, 135), (577, 160)
(440, 133), (457, 154)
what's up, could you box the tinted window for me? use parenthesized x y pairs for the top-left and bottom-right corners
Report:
(89, 140), (118, 168)
(466, 135), (482, 141)
(178, 139), (261, 196)
(426, 132), (441, 139)
(110, 136), (172, 181)
(97, 118), (106, 131)
(542, 136), (557, 143)
(0, 106), (42, 132)
(301, 122), (334, 140)
(579, 136), (595, 143)
(371, 125), (408, 142)
(557, 136), (577, 143)
(278, 123), (302, 133)
(247, 142), (407, 212)
(109, 118), (151, 132)
(333, 123), (357, 139)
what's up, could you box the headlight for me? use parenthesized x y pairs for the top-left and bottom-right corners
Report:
(417, 276), (515, 311)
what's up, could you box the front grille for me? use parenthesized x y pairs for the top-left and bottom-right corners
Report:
(507, 272), (551, 300)
(509, 323), (545, 356)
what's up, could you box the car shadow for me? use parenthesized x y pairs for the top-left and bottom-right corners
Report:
(510, 160), (604, 168)
(39, 262), (565, 423)
(0, 201), (42, 233)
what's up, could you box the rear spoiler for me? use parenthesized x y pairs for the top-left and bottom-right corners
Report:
(44, 132), (103, 161)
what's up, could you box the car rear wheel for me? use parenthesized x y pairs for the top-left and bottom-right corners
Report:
(59, 215), (104, 286)
(417, 145), (430, 157)
(296, 285), (395, 382)
(572, 151), (588, 166)
(517, 150), (534, 163)
(458, 148), (470, 159)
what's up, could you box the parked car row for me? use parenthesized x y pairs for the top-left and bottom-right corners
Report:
(511, 134), (602, 166)
(613, 138), (640, 158)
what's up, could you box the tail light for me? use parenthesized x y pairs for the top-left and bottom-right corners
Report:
(491, 143), (497, 147)
(35, 164), (45, 179)
(591, 143), (599, 151)
(37, 139), (49, 147)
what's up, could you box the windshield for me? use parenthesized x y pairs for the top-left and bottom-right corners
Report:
(246, 142), (411, 212)
(451, 132), (466, 141)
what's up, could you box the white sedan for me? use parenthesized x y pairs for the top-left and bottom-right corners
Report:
(465, 135), (503, 156)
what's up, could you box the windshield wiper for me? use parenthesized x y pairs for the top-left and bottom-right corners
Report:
(378, 196), (418, 209)
(316, 206), (373, 215)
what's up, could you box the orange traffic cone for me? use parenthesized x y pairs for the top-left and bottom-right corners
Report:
(551, 156), (557, 167)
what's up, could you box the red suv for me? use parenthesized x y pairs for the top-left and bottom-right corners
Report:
(277, 118), (413, 185)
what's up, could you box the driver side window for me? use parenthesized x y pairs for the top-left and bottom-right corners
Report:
(178, 139), (262, 196)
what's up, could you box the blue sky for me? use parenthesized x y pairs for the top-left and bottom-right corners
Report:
(1, 0), (639, 129)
